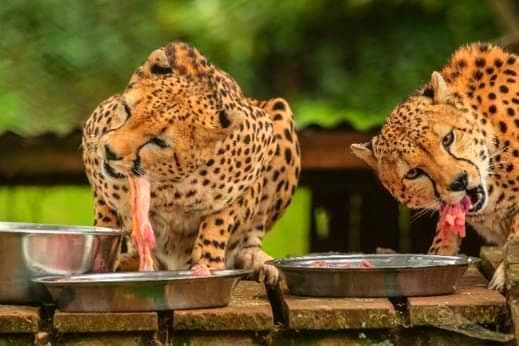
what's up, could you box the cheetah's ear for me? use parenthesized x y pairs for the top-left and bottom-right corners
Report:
(164, 41), (211, 77)
(129, 48), (172, 84)
(147, 48), (172, 75)
(351, 137), (378, 170)
(430, 71), (450, 104)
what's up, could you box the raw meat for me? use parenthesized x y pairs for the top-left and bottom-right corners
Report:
(360, 259), (374, 268)
(309, 260), (329, 268)
(128, 175), (156, 271)
(191, 263), (212, 277)
(309, 260), (374, 268)
(437, 196), (471, 239)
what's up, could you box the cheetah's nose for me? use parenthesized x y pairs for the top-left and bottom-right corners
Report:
(448, 171), (468, 192)
(104, 144), (122, 161)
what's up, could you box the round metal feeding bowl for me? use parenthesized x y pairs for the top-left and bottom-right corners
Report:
(34, 270), (250, 312)
(0, 222), (121, 303)
(269, 253), (480, 297)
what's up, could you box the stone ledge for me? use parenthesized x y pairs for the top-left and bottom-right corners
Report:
(173, 281), (273, 331)
(0, 305), (40, 333)
(408, 267), (507, 327)
(408, 288), (507, 327)
(54, 311), (158, 333)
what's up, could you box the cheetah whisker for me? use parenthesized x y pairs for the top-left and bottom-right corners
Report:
(410, 208), (436, 223)
(488, 146), (509, 159)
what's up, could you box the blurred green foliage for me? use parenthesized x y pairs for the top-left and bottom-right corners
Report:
(0, 0), (499, 134)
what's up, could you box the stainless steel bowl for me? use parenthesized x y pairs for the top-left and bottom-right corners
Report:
(268, 253), (479, 297)
(34, 270), (250, 312)
(0, 222), (121, 303)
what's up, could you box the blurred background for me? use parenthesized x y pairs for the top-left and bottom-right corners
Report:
(0, 0), (514, 257)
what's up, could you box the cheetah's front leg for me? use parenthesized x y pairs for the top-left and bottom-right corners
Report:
(191, 214), (279, 285)
(427, 225), (461, 256)
(233, 219), (279, 286)
(191, 206), (238, 273)
(92, 198), (142, 272)
(92, 195), (124, 272)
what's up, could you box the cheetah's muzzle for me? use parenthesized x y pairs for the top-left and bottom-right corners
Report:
(467, 185), (486, 214)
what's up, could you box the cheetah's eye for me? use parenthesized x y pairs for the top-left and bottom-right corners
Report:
(442, 130), (455, 148)
(404, 168), (424, 180)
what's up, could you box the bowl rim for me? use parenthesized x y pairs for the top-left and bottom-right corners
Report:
(32, 269), (252, 286)
(267, 253), (480, 272)
(0, 221), (121, 235)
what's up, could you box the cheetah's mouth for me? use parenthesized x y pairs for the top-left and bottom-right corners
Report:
(466, 185), (486, 214)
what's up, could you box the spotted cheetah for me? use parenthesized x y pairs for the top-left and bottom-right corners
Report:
(82, 41), (300, 284)
(352, 43), (519, 290)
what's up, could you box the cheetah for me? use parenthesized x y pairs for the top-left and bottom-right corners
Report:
(351, 43), (519, 290)
(82, 41), (301, 284)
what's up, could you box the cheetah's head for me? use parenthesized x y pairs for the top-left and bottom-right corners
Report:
(352, 72), (489, 214)
(99, 41), (247, 182)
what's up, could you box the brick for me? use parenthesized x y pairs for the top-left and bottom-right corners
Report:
(479, 246), (502, 280)
(172, 332), (267, 346)
(173, 281), (273, 331)
(506, 263), (519, 296)
(56, 333), (157, 346)
(506, 234), (519, 264)
(275, 279), (397, 331)
(510, 299), (519, 343)
(283, 296), (398, 330)
(0, 335), (35, 345)
(505, 236), (519, 297)
(0, 305), (40, 333)
(408, 268), (507, 327)
(273, 270), (405, 331)
(54, 311), (158, 333)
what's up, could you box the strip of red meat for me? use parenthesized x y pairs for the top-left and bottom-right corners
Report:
(360, 259), (374, 268)
(437, 196), (471, 239)
(309, 260), (374, 268)
(309, 260), (329, 268)
(128, 176), (156, 271)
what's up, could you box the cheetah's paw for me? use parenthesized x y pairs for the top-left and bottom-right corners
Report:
(237, 248), (279, 286)
(488, 262), (505, 292)
(258, 262), (279, 287)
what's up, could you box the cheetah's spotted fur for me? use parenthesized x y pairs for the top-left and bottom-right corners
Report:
(352, 43), (519, 290)
(82, 41), (300, 284)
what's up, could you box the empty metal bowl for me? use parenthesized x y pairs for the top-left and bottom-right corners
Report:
(0, 222), (121, 303)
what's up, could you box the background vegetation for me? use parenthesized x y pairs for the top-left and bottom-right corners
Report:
(0, 0), (500, 134)
(0, 0), (505, 256)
